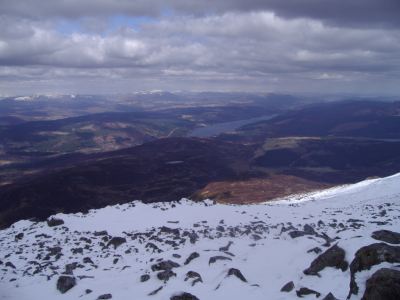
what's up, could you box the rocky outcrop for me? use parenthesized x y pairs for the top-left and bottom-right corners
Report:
(348, 243), (400, 297)
(184, 252), (200, 265)
(304, 244), (348, 276)
(362, 268), (400, 300)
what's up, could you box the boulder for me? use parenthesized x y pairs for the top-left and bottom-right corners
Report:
(362, 268), (400, 300)
(304, 244), (348, 276)
(227, 268), (247, 282)
(371, 230), (400, 244)
(184, 252), (200, 265)
(157, 269), (176, 282)
(106, 237), (126, 249)
(140, 274), (150, 282)
(281, 281), (295, 292)
(151, 260), (180, 272)
(296, 287), (321, 298)
(47, 218), (64, 227)
(348, 243), (400, 297)
(97, 294), (112, 299)
(56, 275), (76, 294)
(208, 256), (232, 265)
(170, 292), (199, 300)
(322, 292), (339, 300)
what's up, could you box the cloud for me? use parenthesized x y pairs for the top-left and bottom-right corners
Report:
(0, 1), (399, 94)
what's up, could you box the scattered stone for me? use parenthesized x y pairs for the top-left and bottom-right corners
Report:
(185, 271), (203, 286)
(140, 274), (150, 282)
(322, 292), (338, 300)
(209, 256), (232, 265)
(157, 269), (176, 282)
(348, 243), (400, 297)
(371, 230), (400, 244)
(184, 252), (200, 265)
(148, 286), (163, 296)
(85, 289), (92, 294)
(219, 241), (233, 252)
(56, 275), (76, 294)
(281, 281), (295, 292)
(97, 294), (112, 299)
(160, 226), (180, 236)
(5, 262), (16, 269)
(296, 287), (321, 298)
(304, 244), (348, 276)
(15, 233), (24, 241)
(151, 260), (180, 272)
(227, 268), (247, 282)
(107, 237), (127, 249)
(94, 230), (108, 236)
(307, 247), (322, 254)
(83, 257), (94, 264)
(47, 218), (64, 227)
(172, 254), (181, 258)
(170, 292), (200, 300)
(362, 268), (400, 300)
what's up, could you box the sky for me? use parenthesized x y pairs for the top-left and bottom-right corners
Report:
(0, 0), (399, 95)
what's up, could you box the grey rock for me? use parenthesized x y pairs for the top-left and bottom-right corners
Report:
(170, 292), (200, 300)
(97, 294), (112, 299)
(56, 275), (76, 294)
(296, 287), (321, 298)
(140, 274), (150, 282)
(151, 260), (180, 272)
(227, 268), (247, 282)
(371, 230), (400, 244)
(184, 252), (200, 265)
(157, 269), (176, 282)
(348, 243), (400, 297)
(209, 256), (232, 265)
(106, 237), (126, 249)
(47, 218), (64, 227)
(281, 281), (295, 292)
(362, 268), (400, 300)
(304, 244), (348, 276)
(322, 292), (339, 300)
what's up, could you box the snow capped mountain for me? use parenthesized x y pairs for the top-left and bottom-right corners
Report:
(1, 173), (400, 300)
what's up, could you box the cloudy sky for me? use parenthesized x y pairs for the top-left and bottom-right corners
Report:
(0, 0), (399, 95)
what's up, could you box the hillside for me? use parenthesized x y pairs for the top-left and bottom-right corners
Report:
(1, 173), (399, 299)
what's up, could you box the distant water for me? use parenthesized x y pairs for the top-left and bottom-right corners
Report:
(189, 114), (276, 137)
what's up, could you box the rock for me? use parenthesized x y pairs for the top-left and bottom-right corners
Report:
(227, 268), (247, 282)
(281, 281), (295, 292)
(157, 269), (176, 282)
(148, 286), (163, 296)
(15, 233), (24, 241)
(348, 243), (400, 297)
(64, 262), (78, 275)
(296, 287), (321, 298)
(5, 262), (16, 269)
(85, 289), (92, 294)
(56, 275), (76, 294)
(83, 257), (94, 264)
(219, 241), (233, 252)
(97, 294), (112, 299)
(371, 230), (400, 244)
(322, 292), (339, 300)
(208, 256), (232, 265)
(48, 246), (62, 256)
(160, 226), (180, 235)
(151, 260), (180, 272)
(172, 254), (181, 258)
(140, 274), (150, 282)
(362, 268), (400, 300)
(185, 271), (203, 286)
(304, 244), (348, 276)
(170, 292), (199, 300)
(184, 252), (200, 265)
(47, 218), (64, 227)
(94, 230), (108, 236)
(307, 247), (322, 254)
(107, 237), (126, 249)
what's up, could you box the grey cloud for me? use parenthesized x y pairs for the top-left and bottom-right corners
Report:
(1, 0), (399, 28)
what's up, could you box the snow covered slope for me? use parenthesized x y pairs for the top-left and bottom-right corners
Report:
(1, 173), (400, 300)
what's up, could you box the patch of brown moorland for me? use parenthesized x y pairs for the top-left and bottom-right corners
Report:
(193, 175), (331, 204)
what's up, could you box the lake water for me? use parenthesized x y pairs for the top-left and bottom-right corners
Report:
(189, 115), (276, 137)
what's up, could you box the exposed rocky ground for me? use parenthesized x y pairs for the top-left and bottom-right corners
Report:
(1, 173), (400, 299)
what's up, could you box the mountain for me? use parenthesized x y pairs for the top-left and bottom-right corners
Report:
(1, 172), (399, 299)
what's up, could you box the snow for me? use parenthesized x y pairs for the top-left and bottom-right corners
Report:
(1, 173), (400, 300)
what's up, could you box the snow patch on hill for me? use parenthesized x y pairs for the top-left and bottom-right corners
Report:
(1, 173), (400, 299)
